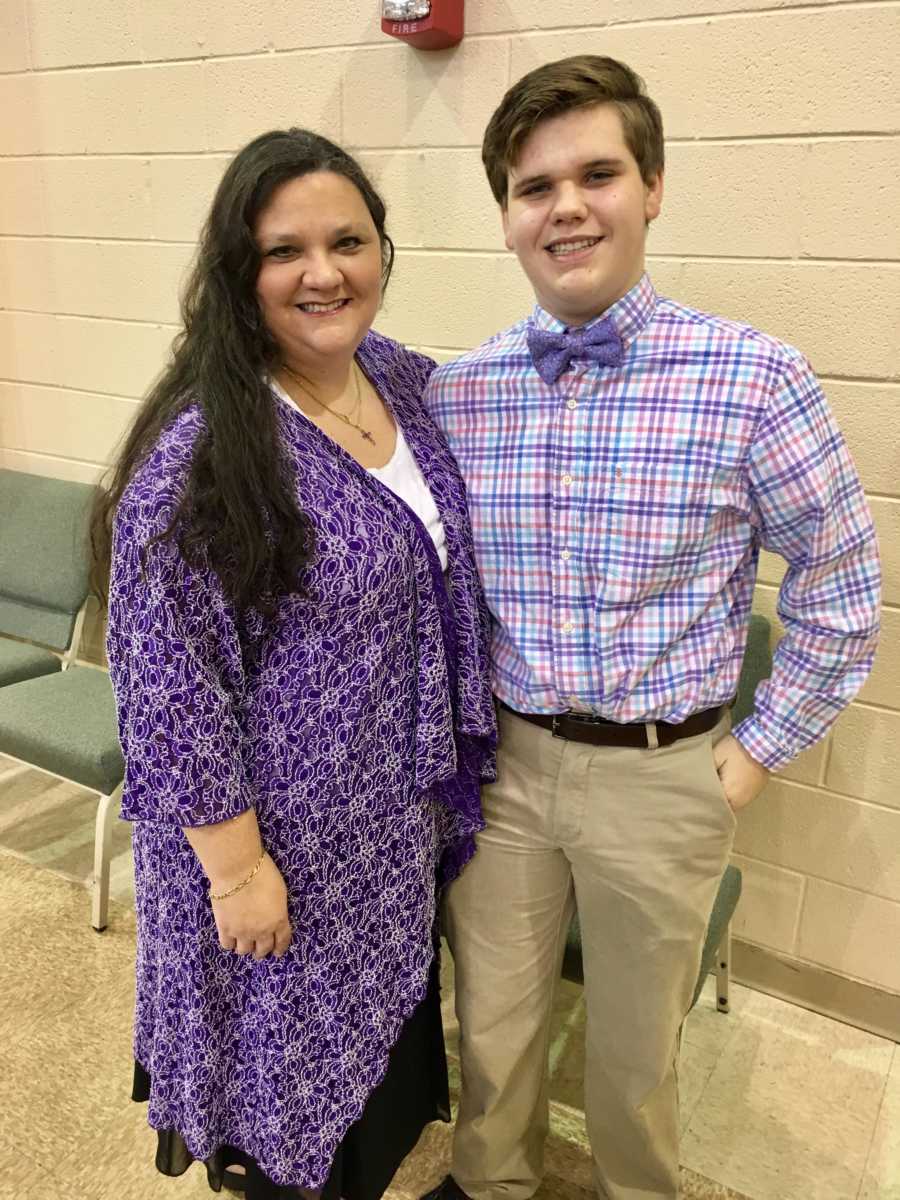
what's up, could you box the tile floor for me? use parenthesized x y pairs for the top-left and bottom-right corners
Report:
(1, 755), (898, 1200)
(439, 956), (899, 1200)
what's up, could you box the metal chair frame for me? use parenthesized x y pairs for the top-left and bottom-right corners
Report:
(716, 924), (733, 1013)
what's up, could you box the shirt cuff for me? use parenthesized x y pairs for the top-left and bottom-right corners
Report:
(731, 715), (798, 773)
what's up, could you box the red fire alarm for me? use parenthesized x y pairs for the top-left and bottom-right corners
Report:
(382, 1), (464, 50)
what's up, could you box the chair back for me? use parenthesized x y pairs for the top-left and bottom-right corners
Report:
(0, 469), (96, 650)
(732, 612), (774, 725)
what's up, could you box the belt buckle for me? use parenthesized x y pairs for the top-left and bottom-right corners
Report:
(551, 713), (564, 739)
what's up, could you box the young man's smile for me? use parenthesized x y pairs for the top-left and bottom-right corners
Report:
(545, 235), (604, 260)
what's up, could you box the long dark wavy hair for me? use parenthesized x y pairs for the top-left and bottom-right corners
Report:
(90, 128), (395, 614)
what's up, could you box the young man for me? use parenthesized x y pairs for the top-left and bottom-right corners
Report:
(421, 56), (880, 1200)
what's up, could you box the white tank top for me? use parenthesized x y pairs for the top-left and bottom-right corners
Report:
(368, 427), (448, 571)
(271, 379), (448, 571)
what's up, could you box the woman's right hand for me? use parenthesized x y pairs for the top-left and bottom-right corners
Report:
(210, 853), (293, 960)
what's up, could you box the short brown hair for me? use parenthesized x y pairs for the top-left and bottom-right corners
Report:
(482, 55), (664, 205)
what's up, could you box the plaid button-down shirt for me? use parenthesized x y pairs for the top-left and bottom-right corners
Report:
(424, 275), (880, 770)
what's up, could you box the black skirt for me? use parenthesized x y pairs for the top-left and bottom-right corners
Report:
(133, 957), (449, 1200)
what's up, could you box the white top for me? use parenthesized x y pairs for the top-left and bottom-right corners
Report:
(271, 379), (448, 571)
(367, 426), (448, 570)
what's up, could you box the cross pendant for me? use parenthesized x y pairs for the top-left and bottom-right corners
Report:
(361, 429), (375, 444)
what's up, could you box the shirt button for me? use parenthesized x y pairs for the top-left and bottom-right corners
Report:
(566, 399), (577, 410)
(562, 621), (574, 633)
(561, 550), (572, 561)
(561, 473), (573, 486)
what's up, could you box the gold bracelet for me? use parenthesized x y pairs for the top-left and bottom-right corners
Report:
(209, 850), (266, 901)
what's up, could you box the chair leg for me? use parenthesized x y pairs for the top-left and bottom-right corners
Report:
(91, 782), (123, 932)
(715, 921), (732, 1014)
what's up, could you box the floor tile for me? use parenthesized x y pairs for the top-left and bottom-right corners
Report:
(0, 993), (137, 1169)
(681, 987), (895, 1199)
(547, 980), (587, 1110)
(679, 1038), (721, 1133)
(383, 1119), (450, 1198)
(1, 856), (136, 1168)
(56, 1115), (213, 1200)
(0, 1160), (67, 1200)
(682, 974), (752, 1057)
(0, 1128), (71, 1199)
(0, 1144), (47, 1200)
(0, 760), (132, 904)
(859, 1046), (900, 1200)
(5, 818), (896, 1200)
(0, 851), (135, 1037)
(679, 1168), (754, 1199)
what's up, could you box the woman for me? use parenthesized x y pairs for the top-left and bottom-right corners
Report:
(92, 129), (496, 1199)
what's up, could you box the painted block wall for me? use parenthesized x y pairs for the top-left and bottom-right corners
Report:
(1, 1), (898, 995)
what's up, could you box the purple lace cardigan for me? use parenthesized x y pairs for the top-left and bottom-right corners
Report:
(107, 331), (497, 1190)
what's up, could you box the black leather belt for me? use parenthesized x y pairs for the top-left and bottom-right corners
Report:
(497, 698), (727, 749)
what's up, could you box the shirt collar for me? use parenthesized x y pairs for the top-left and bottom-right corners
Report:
(529, 273), (658, 348)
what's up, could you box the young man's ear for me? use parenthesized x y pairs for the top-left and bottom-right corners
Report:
(645, 170), (664, 225)
(501, 202), (513, 251)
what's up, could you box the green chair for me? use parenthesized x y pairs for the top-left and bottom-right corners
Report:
(0, 469), (124, 931)
(561, 613), (773, 1015)
(0, 469), (92, 685)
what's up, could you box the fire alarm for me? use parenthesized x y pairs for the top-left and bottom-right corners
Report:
(382, 1), (464, 50)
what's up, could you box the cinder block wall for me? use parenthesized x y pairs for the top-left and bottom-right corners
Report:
(1, 1), (898, 1003)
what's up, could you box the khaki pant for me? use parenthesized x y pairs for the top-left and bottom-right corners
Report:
(445, 706), (736, 1200)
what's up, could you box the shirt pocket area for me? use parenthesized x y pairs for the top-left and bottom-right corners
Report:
(597, 468), (750, 605)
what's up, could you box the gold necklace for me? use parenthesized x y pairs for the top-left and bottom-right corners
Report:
(281, 362), (375, 446)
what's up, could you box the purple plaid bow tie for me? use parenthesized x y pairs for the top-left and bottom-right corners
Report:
(526, 315), (624, 385)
